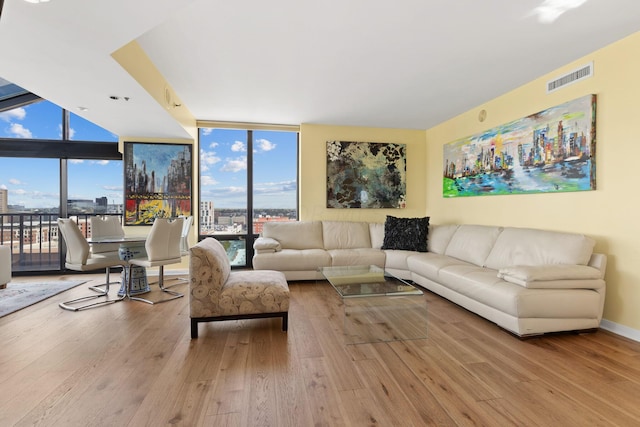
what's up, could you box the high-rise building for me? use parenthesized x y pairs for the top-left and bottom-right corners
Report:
(0, 188), (7, 213)
(200, 201), (214, 232)
(95, 197), (108, 213)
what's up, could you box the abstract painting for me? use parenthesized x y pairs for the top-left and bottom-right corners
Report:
(327, 141), (406, 208)
(124, 142), (192, 225)
(443, 94), (596, 197)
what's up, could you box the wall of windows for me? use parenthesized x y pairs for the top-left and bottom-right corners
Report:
(0, 100), (121, 273)
(198, 127), (298, 267)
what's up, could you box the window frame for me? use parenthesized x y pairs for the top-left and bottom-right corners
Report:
(197, 124), (300, 268)
(0, 101), (121, 274)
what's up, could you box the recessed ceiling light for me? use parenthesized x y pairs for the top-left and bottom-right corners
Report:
(77, 107), (88, 112)
(23, 0), (52, 4)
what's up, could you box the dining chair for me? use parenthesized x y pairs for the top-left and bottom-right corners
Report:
(164, 215), (193, 289)
(57, 218), (127, 311)
(180, 215), (194, 256)
(89, 215), (125, 294)
(127, 217), (184, 304)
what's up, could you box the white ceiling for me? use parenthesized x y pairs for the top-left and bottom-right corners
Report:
(1, 0), (640, 140)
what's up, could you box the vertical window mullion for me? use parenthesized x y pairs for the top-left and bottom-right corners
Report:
(247, 129), (254, 262)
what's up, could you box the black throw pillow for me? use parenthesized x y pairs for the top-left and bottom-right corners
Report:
(381, 216), (430, 252)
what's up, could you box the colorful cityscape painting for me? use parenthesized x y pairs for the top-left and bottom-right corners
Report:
(124, 142), (192, 225)
(327, 140), (406, 208)
(443, 94), (596, 197)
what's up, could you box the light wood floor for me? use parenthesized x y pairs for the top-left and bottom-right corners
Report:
(2, 273), (640, 426)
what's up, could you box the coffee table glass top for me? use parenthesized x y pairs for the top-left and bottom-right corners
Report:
(318, 265), (423, 297)
(319, 265), (427, 344)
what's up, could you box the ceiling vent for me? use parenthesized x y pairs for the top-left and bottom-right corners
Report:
(546, 62), (593, 93)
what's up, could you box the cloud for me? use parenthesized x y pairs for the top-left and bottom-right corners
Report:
(69, 159), (84, 164)
(94, 160), (110, 166)
(9, 123), (32, 138)
(58, 124), (76, 139)
(208, 142), (218, 149)
(201, 175), (218, 186)
(231, 140), (246, 152)
(0, 184), (6, 190)
(103, 185), (122, 191)
(0, 107), (26, 122)
(254, 179), (297, 194)
(200, 149), (221, 172)
(201, 128), (213, 136)
(256, 138), (276, 152)
(221, 156), (247, 172)
(532, 0), (588, 23)
(9, 178), (24, 185)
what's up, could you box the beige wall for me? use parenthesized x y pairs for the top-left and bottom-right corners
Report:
(425, 31), (640, 332)
(150, 31), (640, 333)
(299, 123), (427, 223)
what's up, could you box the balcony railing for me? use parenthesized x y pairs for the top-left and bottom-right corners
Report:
(0, 213), (123, 274)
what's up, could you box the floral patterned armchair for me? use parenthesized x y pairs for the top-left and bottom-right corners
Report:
(189, 237), (290, 338)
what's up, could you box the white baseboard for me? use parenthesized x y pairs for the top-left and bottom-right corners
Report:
(600, 319), (640, 342)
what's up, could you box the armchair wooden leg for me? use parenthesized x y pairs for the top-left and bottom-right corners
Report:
(191, 319), (199, 339)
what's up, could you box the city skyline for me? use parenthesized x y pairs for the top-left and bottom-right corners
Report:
(0, 100), (298, 211)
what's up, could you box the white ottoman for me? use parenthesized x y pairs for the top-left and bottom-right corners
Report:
(0, 245), (11, 289)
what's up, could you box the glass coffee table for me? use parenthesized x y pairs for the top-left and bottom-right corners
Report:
(319, 265), (428, 345)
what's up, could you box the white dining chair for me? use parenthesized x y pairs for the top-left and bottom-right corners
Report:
(163, 215), (193, 289)
(89, 215), (125, 294)
(127, 217), (184, 304)
(180, 215), (194, 256)
(57, 218), (127, 311)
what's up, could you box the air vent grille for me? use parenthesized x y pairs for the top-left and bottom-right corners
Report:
(547, 62), (593, 93)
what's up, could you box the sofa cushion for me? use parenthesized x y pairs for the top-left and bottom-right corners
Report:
(253, 237), (281, 253)
(407, 252), (470, 283)
(369, 222), (385, 249)
(381, 216), (429, 252)
(219, 270), (290, 316)
(435, 265), (602, 318)
(444, 225), (503, 266)
(262, 221), (324, 250)
(497, 264), (604, 288)
(484, 227), (596, 270)
(384, 249), (418, 271)
(189, 237), (231, 292)
(427, 224), (459, 254)
(323, 221), (371, 250)
(328, 248), (385, 267)
(252, 249), (332, 271)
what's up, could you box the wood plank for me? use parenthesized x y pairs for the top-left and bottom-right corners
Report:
(2, 275), (640, 425)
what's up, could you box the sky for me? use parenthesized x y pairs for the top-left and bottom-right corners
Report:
(0, 100), (297, 210)
(199, 128), (297, 209)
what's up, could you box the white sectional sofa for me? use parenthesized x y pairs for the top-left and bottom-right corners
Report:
(253, 221), (607, 337)
(0, 245), (11, 289)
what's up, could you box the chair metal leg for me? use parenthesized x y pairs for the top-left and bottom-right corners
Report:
(88, 267), (121, 294)
(59, 279), (125, 311)
(129, 266), (184, 305)
(156, 275), (188, 289)
(147, 253), (189, 290)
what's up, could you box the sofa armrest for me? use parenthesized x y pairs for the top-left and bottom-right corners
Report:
(253, 237), (282, 253)
(0, 245), (11, 287)
(497, 264), (604, 289)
